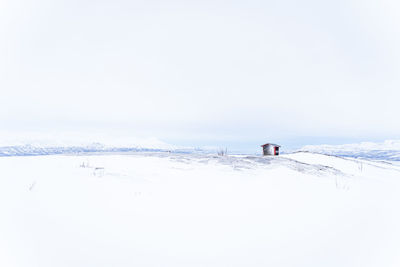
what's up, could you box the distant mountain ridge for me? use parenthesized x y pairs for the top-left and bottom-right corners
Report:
(2, 139), (400, 160)
(0, 144), (204, 157)
(300, 140), (400, 161)
(0, 132), (200, 156)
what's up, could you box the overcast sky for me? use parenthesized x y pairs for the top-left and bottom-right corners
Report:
(1, 0), (400, 150)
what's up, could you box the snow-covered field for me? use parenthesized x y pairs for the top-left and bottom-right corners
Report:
(1, 152), (400, 267)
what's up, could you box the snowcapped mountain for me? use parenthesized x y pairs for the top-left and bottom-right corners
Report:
(300, 140), (400, 161)
(0, 131), (194, 156)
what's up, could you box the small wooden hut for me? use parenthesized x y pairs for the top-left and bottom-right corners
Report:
(261, 143), (280, 156)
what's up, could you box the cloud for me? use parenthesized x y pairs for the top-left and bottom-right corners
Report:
(1, 0), (400, 144)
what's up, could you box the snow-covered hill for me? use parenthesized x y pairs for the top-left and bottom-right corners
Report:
(1, 152), (400, 267)
(300, 140), (400, 161)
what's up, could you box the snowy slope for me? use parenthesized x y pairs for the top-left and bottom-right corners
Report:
(1, 152), (400, 267)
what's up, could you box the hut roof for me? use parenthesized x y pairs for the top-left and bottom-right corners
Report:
(261, 143), (281, 147)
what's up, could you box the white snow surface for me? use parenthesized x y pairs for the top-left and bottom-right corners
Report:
(1, 152), (400, 267)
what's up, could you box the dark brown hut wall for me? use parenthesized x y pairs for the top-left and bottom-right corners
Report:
(261, 144), (280, 156)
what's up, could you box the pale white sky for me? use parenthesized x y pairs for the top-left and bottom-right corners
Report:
(1, 0), (400, 150)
